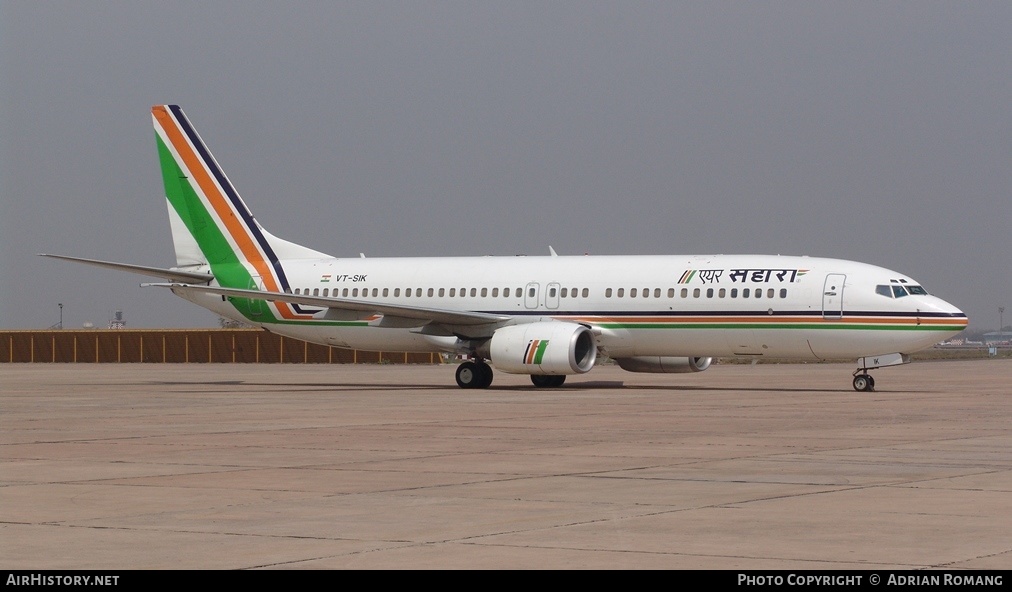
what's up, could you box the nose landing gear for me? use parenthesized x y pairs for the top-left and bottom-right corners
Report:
(852, 373), (876, 392)
(852, 353), (910, 392)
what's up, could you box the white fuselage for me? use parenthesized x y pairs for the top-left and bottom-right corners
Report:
(177, 253), (966, 362)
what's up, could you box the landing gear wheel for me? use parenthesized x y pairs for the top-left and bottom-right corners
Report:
(476, 362), (494, 388)
(456, 362), (479, 389)
(530, 375), (566, 388)
(456, 361), (493, 389)
(852, 374), (874, 392)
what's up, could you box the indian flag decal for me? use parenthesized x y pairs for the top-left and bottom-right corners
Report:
(523, 340), (550, 365)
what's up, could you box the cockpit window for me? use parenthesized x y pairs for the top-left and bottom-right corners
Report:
(877, 284), (929, 298)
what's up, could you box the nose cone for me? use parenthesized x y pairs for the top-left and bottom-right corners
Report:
(927, 294), (967, 319)
(918, 294), (969, 335)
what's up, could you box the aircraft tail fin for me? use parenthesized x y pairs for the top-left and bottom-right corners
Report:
(151, 105), (330, 292)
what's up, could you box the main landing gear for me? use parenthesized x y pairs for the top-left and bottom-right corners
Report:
(455, 360), (494, 389)
(454, 360), (568, 389)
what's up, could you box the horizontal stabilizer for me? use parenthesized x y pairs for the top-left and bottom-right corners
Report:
(39, 254), (213, 283)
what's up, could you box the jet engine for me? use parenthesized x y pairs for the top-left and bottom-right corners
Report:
(614, 356), (712, 373)
(489, 322), (597, 375)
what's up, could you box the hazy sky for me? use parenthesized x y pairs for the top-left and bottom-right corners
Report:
(2, 2), (1009, 331)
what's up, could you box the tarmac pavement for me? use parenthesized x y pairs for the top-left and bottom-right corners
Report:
(2, 359), (1010, 569)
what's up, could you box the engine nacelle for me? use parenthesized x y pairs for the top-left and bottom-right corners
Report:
(490, 322), (597, 375)
(615, 356), (712, 374)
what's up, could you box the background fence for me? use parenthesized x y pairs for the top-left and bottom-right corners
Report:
(0, 330), (441, 364)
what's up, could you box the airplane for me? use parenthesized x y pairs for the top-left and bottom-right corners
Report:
(42, 105), (968, 391)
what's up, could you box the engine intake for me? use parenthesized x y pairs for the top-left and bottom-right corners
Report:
(490, 322), (597, 375)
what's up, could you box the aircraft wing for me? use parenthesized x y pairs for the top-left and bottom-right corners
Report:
(154, 283), (511, 327)
(39, 254), (214, 284)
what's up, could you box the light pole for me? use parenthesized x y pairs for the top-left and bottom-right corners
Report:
(1001, 307), (1005, 341)
(58, 303), (63, 330)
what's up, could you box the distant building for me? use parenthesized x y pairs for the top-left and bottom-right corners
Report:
(983, 331), (1012, 345)
(108, 310), (126, 330)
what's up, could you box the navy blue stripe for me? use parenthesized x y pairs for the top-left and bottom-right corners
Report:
(168, 106), (291, 290)
(472, 310), (967, 319)
(169, 106), (320, 314)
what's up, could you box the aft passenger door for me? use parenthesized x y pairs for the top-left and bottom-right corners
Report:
(822, 274), (845, 319)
